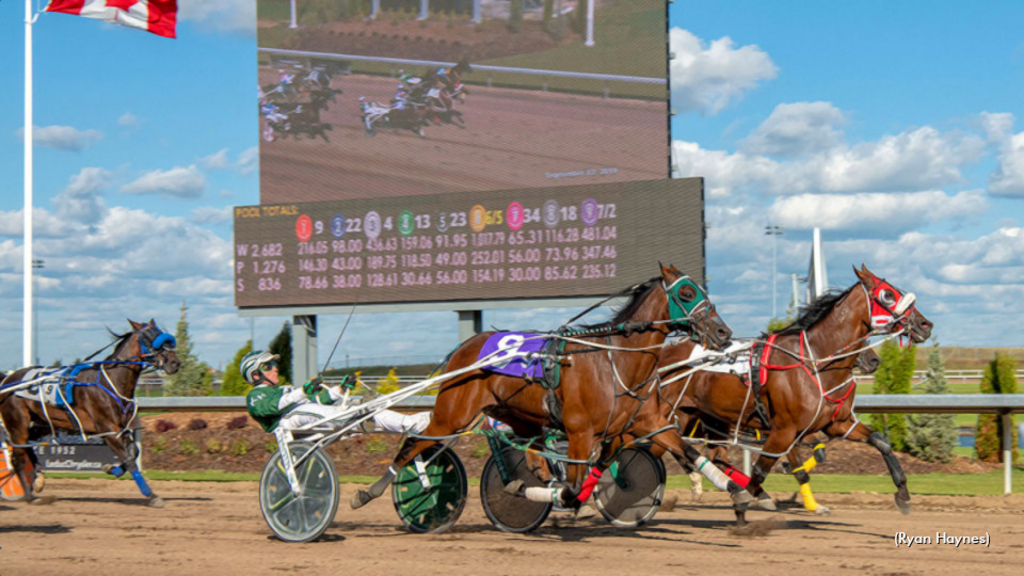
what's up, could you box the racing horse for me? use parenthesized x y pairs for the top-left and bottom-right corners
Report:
(0, 320), (179, 507)
(682, 347), (882, 514)
(352, 264), (755, 514)
(656, 266), (932, 524)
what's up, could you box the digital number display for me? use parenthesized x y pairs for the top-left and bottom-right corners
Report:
(235, 179), (704, 308)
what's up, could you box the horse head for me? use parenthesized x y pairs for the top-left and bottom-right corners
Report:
(660, 263), (732, 350)
(124, 319), (181, 374)
(853, 265), (933, 343)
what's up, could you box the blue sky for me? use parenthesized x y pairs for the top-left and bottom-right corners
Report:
(1, 1), (1023, 371)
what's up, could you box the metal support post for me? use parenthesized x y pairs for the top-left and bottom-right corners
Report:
(456, 310), (482, 343)
(742, 449), (751, 477)
(472, 0), (482, 23)
(418, 0), (429, 20)
(1002, 411), (1013, 495)
(292, 315), (318, 384)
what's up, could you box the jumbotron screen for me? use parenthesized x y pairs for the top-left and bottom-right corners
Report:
(256, 0), (668, 202)
(234, 179), (704, 308)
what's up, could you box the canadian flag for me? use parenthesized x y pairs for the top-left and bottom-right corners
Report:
(44, 0), (177, 39)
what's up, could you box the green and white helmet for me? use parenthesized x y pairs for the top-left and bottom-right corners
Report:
(240, 350), (280, 384)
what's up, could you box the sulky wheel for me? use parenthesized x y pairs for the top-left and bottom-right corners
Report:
(594, 447), (666, 528)
(392, 445), (468, 534)
(259, 442), (339, 543)
(480, 446), (553, 533)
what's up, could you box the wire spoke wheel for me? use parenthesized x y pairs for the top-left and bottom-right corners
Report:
(480, 447), (553, 533)
(594, 447), (666, 528)
(259, 442), (339, 543)
(392, 445), (467, 534)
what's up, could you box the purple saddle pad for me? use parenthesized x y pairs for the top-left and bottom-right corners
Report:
(478, 332), (548, 379)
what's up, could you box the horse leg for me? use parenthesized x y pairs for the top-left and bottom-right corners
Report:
(841, 420), (910, 514)
(785, 444), (829, 514)
(739, 429), (796, 526)
(26, 448), (45, 494)
(521, 430), (594, 512)
(649, 430), (754, 510)
(103, 433), (163, 508)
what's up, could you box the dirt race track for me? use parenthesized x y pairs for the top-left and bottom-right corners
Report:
(2, 479), (1023, 575)
(260, 73), (667, 202)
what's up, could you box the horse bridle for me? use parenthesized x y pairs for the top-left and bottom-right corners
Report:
(662, 275), (717, 336)
(862, 278), (917, 332)
(131, 322), (176, 366)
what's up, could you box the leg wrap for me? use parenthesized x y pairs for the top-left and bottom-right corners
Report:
(108, 465), (126, 478)
(794, 469), (811, 485)
(130, 470), (153, 497)
(799, 483), (818, 512)
(576, 468), (603, 502)
(868, 432), (906, 486)
(524, 486), (563, 505)
(693, 456), (733, 492)
(720, 464), (751, 489)
(368, 465), (397, 498)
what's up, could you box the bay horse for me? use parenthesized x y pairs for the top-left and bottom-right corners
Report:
(682, 347), (882, 514)
(656, 266), (932, 523)
(351, 264), (756, 516)
(0, 319), (180, 507)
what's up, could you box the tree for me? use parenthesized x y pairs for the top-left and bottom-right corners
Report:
(766, 316), (793, 333)
(905, 347), (958, 462)
(163, 301), (212, 396)
(868, 340), (916, 451)
(268, 322), (293, 386)
(220, 340), (253, 396)
(508, 0), (523, 33)
(975, 353), (1019, 463)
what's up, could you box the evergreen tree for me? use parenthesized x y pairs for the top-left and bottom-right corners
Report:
(868, 340), (916, 451)
(268, 322), (293, 386)
(975, 353), (1019, 463)
(220, 340), (253, 396)
(905, 347), (958, 462)
(162, 301), (211, 396)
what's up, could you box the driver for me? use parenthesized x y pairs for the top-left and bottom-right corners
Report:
(242, 350), (430, 435)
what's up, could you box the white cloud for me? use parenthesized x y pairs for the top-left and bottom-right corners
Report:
(22, 125), (103, 151)
(985, 113), (1024, 196)
(767, 190), (987, 236)
(200, 148), (230, 169)
(673, 124), (984, 197)
(237, 146), (258, 176)
(118, 112), (138, 127)
(191, 205), (233, 224)
(740, 102), (847, 157)
(670, 28), (778, 115)
(53, 167), (113, 224)
(177, 0), (255, 34)
(120, 165), (206, 198)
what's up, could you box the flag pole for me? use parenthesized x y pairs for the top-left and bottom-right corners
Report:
(24, 0), (35, 367)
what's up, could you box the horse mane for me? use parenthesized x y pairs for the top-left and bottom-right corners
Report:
(579, 276), (660, 330)
(770, 285), (855, 336)
(104, 328), (135, 360)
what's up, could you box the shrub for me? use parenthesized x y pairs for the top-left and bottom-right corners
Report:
(180, 439), (199, 456)
(366, 436), (390, 454)
(508, 0), (523, 33)
(976, 353), (1019, 463)
(376, 367), (401, 395)
(205, 438), (224, 454)
(471, 441), (490, 458)
(906, 347), (958, 463)
(868, 340), (916, 451)
(155, 419), (178, 433)
(152, 437), (168, 454)
(226, 416), (249, 430)
(188, 418), (208, 431)
(229, 438), (250, 457)
(265, 439), (279, 453)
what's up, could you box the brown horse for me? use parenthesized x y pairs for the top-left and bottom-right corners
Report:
(0, 319), (180, 506)
(681, 347), (882, 513)
(657, 266), (932, 523)
(351, 264), (753, 514)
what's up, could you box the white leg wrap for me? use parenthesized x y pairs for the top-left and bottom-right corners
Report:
(524, 486), (563, 505)
(694, 456), (731, 492)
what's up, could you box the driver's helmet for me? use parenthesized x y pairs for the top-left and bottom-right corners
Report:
(241, 350), (280, 385)
(436, 67), (448, 77)
(399, 72), (414, 82)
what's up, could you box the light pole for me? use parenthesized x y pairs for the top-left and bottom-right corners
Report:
(764, 225), (783, 320)
(32, 258), (44, 366)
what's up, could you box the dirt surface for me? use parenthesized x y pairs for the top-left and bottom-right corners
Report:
(2, 480), (1023, 575)
(259, 73), (667, 203)
(138, 412), (999, 477)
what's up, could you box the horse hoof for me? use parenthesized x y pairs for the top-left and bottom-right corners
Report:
(32, 473), (46, 494)
(756, 495), (777, 511)
(502, 479), (524, 496)
(575, 503), (596, 520)
(730, 490), (754, 507)
(147, 496), (166, 509)
(895, 495), (911, 515)
(350, 489), (374, 510)
(814, 505), (831, 516)
(28, 495), (57, 506)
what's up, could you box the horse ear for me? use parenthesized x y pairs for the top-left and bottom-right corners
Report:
(853, 265), (878, 289)
(128, 319), (143, 330)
